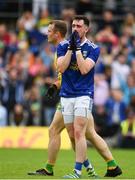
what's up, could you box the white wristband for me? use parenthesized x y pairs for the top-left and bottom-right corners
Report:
(76, 50), (81, 55)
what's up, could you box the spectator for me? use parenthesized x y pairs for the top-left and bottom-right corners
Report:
(96, 25), (119, 53)
(122, 0), (135, 14)
(97, 44), (113, 66)
(2, 68), (25, 124)
(0, 69), (6, 101)
(0, 41), (7, 67)
(75, 0), (94, 15)
(29, 56), (46, 77)
(103, 0), (117, 13)
(25, 84), (41, 126)
(111, 52), (130, 89)
(105, 89), (127, 136)
(97, 10), (119, 35)
(20, 11), (36, 31)
(37, 9), (52, 34)
(32, 0), (48, 17)
(130, 59), (135, 76)
(94, 74), (109, 106)
(93, 105), (108, 137)
(39, 43), (54, 71)
(0, 101), (7, 126)
(128, 36), (135, 64)
(119, 107), (135, 148)
(61, 6), (76, 35)
(7, 32), (18, 55)
(119, 73), (135, 106)
(9, 104), (28, 126)
(129, 95), (135, 113)
(0, 24), (11, 46)
(48, 0), (63, 18)
(104, 65), (112, 86)
(16, 18), (28, 41)
(122, 13), (135, 35)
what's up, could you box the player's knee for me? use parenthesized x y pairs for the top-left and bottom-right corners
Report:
(48, 124), (63, 138)
(48, 126), (57, 138)
(74, 129), (83, 140)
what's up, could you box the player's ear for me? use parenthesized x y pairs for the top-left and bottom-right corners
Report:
(55, 31), (61, 38)
(85, 26), (89, 33)
(55, 32), (58, 37)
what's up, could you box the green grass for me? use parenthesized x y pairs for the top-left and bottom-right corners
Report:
(0, 148), (135, 179)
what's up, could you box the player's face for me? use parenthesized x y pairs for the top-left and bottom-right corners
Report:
(47, 24), (57, 44)
(72, 20), (89, 39)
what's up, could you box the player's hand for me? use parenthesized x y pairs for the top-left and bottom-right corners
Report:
(73, 30), (81, 51)
(46, 84), (58, 99)
(68, 32), (76, 50)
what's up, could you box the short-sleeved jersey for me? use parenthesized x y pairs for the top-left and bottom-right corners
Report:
(57, 39), (100, 98)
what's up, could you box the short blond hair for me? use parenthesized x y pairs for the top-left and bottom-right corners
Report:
(49, 20), (67, 37)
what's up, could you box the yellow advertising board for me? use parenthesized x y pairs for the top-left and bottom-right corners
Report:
(0, 127), (71, 149)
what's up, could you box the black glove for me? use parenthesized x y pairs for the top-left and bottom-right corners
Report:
(68, 31), (76, 50)
(73, 30), (81, 51)
(68, 31), (81, 51)
(46, 84), (58, 99)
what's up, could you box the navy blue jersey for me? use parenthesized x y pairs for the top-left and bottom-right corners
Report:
(57, 39), (100, 98)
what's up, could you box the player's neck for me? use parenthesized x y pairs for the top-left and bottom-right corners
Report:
(81, 37), (87, 44)
(81, 35), (86, 42)
(56, 37), (65, 46)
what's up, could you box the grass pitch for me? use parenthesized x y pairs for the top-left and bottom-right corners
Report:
(0, 148), (135, 179)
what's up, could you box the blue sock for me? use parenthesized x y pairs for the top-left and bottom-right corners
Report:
(74, 162), (83, 175)
(83, 159), (92, 169)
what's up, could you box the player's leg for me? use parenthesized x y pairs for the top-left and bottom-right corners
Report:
(65, 122), (97, 177)
(86, 113), (122, 177)
(86, 113), (113, 161)
(62, 96), (98, 178)
(64, 120), (88, 179)
(28, 105), (65, 176)
(47, 110), (65, 165)
(73, 116), (88, 176)
(65, 122), (75, 150)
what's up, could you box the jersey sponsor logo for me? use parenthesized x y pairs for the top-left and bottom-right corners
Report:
(69, 62), (79, 71)
(82, 51), (87, 58)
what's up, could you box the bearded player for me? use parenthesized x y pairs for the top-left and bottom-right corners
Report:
(28, 19), (122, 178)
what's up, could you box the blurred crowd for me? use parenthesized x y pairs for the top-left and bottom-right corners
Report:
(0, 0), (135, 148)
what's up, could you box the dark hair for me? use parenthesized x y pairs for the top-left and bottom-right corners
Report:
(49, 20), (67, 37)
(73, 15), (90, 27)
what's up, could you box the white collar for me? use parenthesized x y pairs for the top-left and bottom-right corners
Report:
(81, 38), (88, 46)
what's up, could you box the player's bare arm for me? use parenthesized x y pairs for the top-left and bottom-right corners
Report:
(76, 51), (95, 75)
(57, 51), (72, 73)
